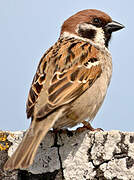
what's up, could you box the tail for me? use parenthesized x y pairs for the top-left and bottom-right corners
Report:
(4, 115), (58, 171)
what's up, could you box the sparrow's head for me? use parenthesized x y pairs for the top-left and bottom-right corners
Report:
(61, 9), (124, 47)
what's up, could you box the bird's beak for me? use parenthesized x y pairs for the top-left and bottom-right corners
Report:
(105, 21), (125, 32)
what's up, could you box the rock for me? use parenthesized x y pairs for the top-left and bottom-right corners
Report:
(0, 129), (134, 179)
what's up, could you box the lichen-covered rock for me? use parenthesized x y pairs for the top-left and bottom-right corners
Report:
(0, 130), (134, 179)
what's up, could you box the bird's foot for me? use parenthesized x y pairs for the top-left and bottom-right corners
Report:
(77, 121), (103, 132)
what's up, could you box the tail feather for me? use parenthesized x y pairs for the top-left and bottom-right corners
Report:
(18, 131), (42, 168)
(20, 130), (44, 168)
(3, 116), (58, 170)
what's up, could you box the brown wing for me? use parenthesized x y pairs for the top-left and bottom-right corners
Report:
(26, 38), (102, 119)
(26, 45), (53, 118)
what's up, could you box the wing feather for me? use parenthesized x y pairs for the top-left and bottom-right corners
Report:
(26, 38), (102, 119)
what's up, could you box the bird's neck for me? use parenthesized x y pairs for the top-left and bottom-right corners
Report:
(60, 31), (110, 54)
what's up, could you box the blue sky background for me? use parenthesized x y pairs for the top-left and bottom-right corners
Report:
(0, 0), (133, 132)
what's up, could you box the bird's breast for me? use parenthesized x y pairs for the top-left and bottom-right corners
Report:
(54, 50), (112, 129)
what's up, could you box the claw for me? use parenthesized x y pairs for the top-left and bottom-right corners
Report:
(81, 121), (103, 131)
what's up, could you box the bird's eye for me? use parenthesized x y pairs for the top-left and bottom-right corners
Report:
(93, 18), (102, 25)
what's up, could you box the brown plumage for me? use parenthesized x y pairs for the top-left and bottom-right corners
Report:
(4, 9), (124, 170)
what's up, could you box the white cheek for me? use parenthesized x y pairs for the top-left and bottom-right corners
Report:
(76, 23), (94, 31)
(94, 28), (105, 46)
(76, 23), (105, 46)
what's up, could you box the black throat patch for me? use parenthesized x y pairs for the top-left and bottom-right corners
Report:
(104, 30), (112, 48)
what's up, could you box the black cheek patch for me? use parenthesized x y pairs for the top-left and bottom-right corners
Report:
(78, 28), (96, 40)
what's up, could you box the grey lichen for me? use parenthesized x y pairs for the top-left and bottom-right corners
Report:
(1, 130), (134, 179)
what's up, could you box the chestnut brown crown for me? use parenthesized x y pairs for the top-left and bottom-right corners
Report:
(61, 9), (112, 34)
(60, 9), (124, 47)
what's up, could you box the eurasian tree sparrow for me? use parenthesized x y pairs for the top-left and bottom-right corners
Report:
(4, 9), (124, 170)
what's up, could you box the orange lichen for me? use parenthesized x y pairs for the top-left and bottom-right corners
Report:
(0, 143), (9, 151)
(0, 133), (7, 142)
(0, 133), (9, 151)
